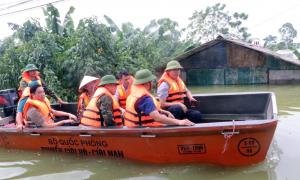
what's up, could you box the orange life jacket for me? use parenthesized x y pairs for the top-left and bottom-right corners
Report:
(117, 85), (127, 108)
(124, 85), (162, 127)
(81, 87), (122, 127)
(77, 91), (90, 116)
(23, 97), (54, 126)
(117, 76), (134, 108)
(157, 72), (187, 103)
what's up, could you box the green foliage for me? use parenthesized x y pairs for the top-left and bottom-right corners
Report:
(293, 49), (300, 60)
(263, 23), (299, 59)
(263, 35), (278, 50)
(43, 4), (61, 35)
(278, 22), (297, 49)
(3, 2), (300, 103)
(16, 19), (43, 42)
(186, 3), (251, 42)
(62, 6), (75, 37)
(0, 4), (190, 101)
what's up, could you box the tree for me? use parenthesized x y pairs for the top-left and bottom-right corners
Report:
(186, 3), (250, 42)
(263, 35), (278, 50)
(104, 15), (121, 33)
(43, 4), (75, 37)
(62, 6), (75, 37)
(0, 4), (188, 101)
(43, 4), (61, 34)
(229, 12), (251, 40)
(143, 18), (183, 58)
(15, 20), (43, 42)
(278, 22), (297, 49)
(293, 49), (300, 60)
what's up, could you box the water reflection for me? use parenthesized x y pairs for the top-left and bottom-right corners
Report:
(17, 170), (94, 180)
(0, 160), (36, 166)
(121, 176), (168, 180)
(0, 167), (27, 179)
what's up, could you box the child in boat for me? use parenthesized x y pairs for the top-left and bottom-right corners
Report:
(23, 82), (77, 128)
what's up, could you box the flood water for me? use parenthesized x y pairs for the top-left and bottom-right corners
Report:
(0, 85), (299, 180)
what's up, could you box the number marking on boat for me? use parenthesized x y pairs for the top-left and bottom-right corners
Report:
(238, 137), (261, 156)
(177, 144), (206, 154)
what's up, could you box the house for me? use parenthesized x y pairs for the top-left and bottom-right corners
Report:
(164, 36), (300, 85)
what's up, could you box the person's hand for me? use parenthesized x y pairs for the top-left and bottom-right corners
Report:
(159, 109), (174, 118)
(16, 123), (24, 132)
(120, 108), (125, 115)
(63, 119), (75, 124)
(57, 97), (68, 105)
(68, 113), (77, 121)
(178, 103), (188, 113)
(167, 111), (174, 118)
(189, 96), (197, 102)
(177, 119), (195, 126)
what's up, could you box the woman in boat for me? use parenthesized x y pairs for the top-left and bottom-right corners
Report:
(22, 82), (77, 128)
(157, 60), (202, 123)
(80, 75), (123, 127)
(77, 76), (100, 119)
(124, 69), (195, 127)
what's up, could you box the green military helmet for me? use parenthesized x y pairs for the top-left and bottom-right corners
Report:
(134, 69), (156, 85)
(99, 75), (119, 86)
(22, 64), (39, 72)
(165, 60), (183, 71)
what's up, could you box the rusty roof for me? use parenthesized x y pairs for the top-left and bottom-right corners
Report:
(174, 35), (300, 66)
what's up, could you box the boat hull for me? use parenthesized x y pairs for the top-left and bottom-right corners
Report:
(0, 119), (277, 166)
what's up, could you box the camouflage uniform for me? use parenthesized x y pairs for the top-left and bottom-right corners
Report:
(26, 107), (45, 128)
(96, 94), (115, 126)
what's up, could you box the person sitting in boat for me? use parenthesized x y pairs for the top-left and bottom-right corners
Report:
(22, 82), (77, 128)
(77, 75), (100, 119)
(80, 75), (123, 128)
(124, 69), (195, 127)
(18, 64), (67, 104)
(16, 80), (40, 130)
(115, 71), (134, 109)
(16, 64), (68, 130)
(157, 60), (201, 123)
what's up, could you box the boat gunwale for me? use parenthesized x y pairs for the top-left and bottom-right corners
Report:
(192, 91), (274, 96)
(0, 119), (277, 137)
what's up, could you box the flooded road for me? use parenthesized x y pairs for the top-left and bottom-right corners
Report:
(0, 85), (299, 180)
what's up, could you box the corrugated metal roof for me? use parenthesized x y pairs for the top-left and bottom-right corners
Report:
(175, 36), (300, 67)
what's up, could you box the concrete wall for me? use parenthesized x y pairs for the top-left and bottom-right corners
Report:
(269, 70), (300, 84)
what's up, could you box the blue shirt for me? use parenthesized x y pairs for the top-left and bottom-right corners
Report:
(17, 97), (29, 113)
(136, 96), (157, 115)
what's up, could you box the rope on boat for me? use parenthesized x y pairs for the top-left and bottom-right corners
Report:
(222, 120), (236, 154)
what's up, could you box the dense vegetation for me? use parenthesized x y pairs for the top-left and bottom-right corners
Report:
(0, 3), (298, 101)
